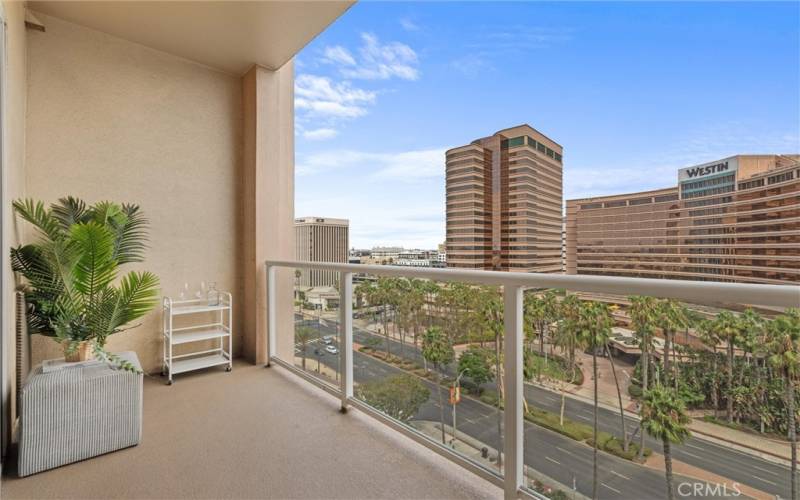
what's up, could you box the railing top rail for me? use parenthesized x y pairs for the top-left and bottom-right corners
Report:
(266, 259), (799, 309)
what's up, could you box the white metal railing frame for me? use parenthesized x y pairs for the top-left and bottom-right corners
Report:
(265, 259), (799, 500)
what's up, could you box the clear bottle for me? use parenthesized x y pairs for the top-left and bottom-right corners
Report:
(207, 281), (220, 306)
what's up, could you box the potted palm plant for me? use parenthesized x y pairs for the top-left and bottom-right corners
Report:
(10, 197), (160, 370)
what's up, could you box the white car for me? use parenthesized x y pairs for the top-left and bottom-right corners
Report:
(325, 345), (339, 355)
(322, 336), (333, 345)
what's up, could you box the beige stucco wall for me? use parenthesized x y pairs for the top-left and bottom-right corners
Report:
(24, 13), (243, 372)
(2, 0), (28, 457)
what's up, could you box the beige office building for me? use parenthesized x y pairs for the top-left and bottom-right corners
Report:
(446, 124), (563, 273)
(566, 155), (800, 285)
(295, 217), (349, 286)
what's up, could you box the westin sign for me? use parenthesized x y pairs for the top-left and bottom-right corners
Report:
(679, 157), (738, 182)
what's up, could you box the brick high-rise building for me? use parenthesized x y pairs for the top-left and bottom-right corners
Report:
(445, 124), (563, 272)
(566, 155), (800, 285)
(295, 217), (349, 286)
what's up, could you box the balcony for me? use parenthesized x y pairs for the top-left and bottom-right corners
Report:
(269, 260), (799, 500)
(2, 360), (499, 499)
(1, 2), (799, 500)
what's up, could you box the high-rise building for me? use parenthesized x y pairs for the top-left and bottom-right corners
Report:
(566, 154), (800, 285)
(295, 217), (349, 286)
(446, 124), (563, 272)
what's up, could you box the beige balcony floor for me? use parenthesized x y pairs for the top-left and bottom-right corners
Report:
(1, 361), (500, 500)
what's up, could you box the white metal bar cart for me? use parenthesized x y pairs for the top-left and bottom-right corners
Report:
(162, 292), (233, 385)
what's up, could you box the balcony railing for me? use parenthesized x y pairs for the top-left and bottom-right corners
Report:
(265, 260), (799, 500)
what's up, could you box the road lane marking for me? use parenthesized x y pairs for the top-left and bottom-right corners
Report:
(680, 450), (704, 460)
(601, 483), (622, 494)
(576, 414), (592, 422)
(556, 446), (580, 459)
(750, 464), (780, 477)
(545, 456), (561, 465)
(610, 470), (631, 481)
(752, 475), (777, 486)
(684, 442), (704, 451)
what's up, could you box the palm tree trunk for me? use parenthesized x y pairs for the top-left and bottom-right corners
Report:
(727, 343), (734, 424)
(787, 371), (797, 500)
(663, 331), (671, 386)
(664, 439), (675, 500)
(437, 369), (446, 444)
(592, 348), (599, 500)
(639, 343), (649, 460)
(606, 345), (629, 451)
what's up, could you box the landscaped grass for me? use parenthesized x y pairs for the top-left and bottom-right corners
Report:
(525, 351), (583, 385)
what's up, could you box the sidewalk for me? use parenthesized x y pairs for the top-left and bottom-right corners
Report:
(534, 367), (793, 466)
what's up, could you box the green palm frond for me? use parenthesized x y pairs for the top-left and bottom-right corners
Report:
(111, 271), (160, 329)
(51, 196), (89, 231)
(12, 197), (160, 358)
(111, 204), (149, 264)
(12, 199), (64, 241)
(86, 201), (124, 227)
(71, 222), (118, 305)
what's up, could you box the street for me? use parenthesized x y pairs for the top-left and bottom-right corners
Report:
(295, 313), (791, 499)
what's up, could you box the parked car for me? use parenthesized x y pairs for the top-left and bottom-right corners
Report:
(325, 345), (339, 355)
(322, 336), (334, 345)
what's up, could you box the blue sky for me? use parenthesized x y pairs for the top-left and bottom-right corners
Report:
(295, 1), (800, 249)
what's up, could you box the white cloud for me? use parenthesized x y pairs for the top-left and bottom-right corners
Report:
(296, 147), (446, 181)
(302, 128), (338, 140)
(565, 123), (800, 201)
(329, 33), (419, 81)
(296, 194), (444, 249)
(294, 74), (376, 119)
(399, 18), (420, 32)
(322, 46), (356, 66)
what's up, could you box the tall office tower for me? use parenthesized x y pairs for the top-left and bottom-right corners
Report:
(566, 155), (800, 284)
(294, 217), (349, 286)
(446, 124), (564, 272)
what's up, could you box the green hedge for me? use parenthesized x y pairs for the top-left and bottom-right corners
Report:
(525, 407), (593, 441)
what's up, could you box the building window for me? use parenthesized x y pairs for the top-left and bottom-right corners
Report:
(507, 136), (525, 147)
(768, 171), (795, 185)
(580, 203), (602, 210)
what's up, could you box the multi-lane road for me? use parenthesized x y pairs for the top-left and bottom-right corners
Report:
(295, 314), (791, 499)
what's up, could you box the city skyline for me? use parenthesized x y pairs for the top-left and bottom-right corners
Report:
(295, 2), (800, 249)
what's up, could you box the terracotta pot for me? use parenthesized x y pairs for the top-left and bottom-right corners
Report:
(63, 340), (94, 362)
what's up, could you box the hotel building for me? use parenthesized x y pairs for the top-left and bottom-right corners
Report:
(445, 124), (563, 272)
(294, 217), (349, 286)
(566, 155), (800, 285)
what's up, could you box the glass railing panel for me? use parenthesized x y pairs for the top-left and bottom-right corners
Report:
(291, 266), (341, 389)
(349, 273), (508, 478)
(521, 289), (795, 499)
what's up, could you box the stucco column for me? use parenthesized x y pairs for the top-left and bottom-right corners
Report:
(241, 62), (295, 364)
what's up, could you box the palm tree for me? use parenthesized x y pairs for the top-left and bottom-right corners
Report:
(554, 295), (582, 425)
(629, 295), (659, 459)
(570, 299), (614, 499)
(767, 308), (800, 500)
(477, 286), (504, 469)
(696, 319), (722, 419)
(296, 326), (315, 370)
(641, 385), (691, 500)
(655, 299), (690, 388)
(422, 326), (455, 445)
(713, 311), (744, 424)
(524, 290), (558, 359)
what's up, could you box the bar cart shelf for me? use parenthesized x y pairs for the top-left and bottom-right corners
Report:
(162, 293), (233, 385)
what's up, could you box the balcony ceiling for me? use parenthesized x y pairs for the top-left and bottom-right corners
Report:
(28, 1), (354, 75)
